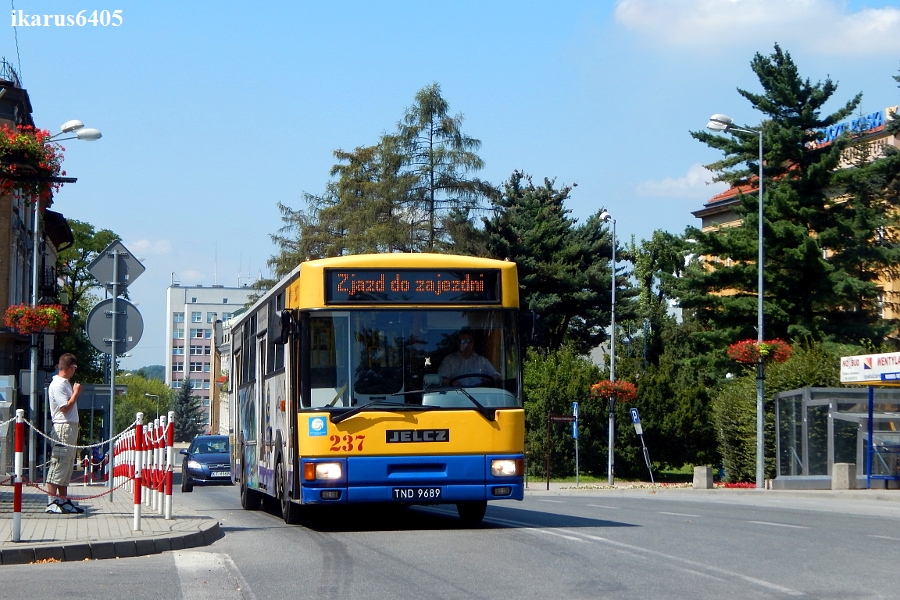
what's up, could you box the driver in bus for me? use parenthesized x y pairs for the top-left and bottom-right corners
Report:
(438, 330), (501, 387)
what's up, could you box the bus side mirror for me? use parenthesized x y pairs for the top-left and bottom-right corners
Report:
(272, 309), (293, 344)
(519, 311), (544, 347)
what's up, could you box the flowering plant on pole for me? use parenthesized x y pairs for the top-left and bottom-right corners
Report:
(0, 124), (66, 202)
(4, 303), (70, 335)
(726, 338), (792, 364)
(590, 380), (637, 403)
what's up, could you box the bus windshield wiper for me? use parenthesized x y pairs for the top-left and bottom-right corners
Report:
(330, 400), (433, 424)
(402, 387), (497, 422)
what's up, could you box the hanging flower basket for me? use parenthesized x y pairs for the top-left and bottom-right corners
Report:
(4, 303), (70, 335)
(0, 124), (66, 202)
(726, 338), (792, 364)
(590, 379), (637, 403)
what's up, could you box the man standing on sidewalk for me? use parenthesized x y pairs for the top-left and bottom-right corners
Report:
(45, 353), (84, 514)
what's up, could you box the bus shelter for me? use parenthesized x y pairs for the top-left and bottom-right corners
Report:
(774, 386), (900, 489)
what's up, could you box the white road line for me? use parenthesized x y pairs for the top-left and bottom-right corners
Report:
(747, 520), (810, 529)
(868, 534), (900, 542)
(486, 515), (804, 597)
(658, 511), (701, 518)
(173, 551), (257, 600)
(537, 499), (564, 503)
(586, 504), (619, 509)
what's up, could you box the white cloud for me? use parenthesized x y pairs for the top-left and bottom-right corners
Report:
(635, 163), (728, 198)
(614, 0), (900, 56)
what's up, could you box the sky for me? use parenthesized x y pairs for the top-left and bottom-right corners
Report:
(4, 0), (900, 369)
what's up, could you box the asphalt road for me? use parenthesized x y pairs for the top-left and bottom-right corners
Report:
(5, 483), (899, 599)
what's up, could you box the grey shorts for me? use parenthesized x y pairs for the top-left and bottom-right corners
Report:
(46, 422), (78, 486)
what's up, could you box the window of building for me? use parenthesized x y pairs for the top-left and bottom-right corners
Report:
(173, 346), (184, 356)
(190, 328), (206, 339)
(190, 345), (204, 355)
(191, 311), (202, 323)
(172, 380), (182, 389)
(204, 346), (211, 355)
(173, 312), (184, 323)
(207, 312), (217, 323)
(191, 297), (197, 303)
(221, 312), (233, 320)
(173, 362), (184, 372)
(203, 380), (211, 389)
(173, 329), (184, 339)
(223, 298), (228, 304)
(189, 361), (204, 372)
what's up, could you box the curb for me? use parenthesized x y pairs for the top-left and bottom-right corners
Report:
(0, 519), (222, 566)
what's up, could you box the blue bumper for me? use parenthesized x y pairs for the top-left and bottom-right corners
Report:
(299, 454), (524, 505)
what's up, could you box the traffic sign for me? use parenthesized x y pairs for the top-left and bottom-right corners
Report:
(86, 298), (144, 353)
(630, 407), (643, 435)
(87, 241), (145, 288)
(572, 401), (579, 419)
(549, 415), (576, 423)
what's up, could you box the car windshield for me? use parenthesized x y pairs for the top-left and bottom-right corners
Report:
(191, 438), (229, 454)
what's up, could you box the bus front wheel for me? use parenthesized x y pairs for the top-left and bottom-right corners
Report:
(456, 501), (487, 524)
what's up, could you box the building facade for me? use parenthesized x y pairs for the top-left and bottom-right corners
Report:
(164, 283), (255, 426)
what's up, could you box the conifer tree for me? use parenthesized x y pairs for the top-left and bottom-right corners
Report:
(678, 44), (891, 348)
(173, 379), (204, 442)
(484, 171), (632, 353)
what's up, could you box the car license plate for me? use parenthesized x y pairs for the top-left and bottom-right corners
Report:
(211, 471), (230, 477)
(392, 487), (442, 501)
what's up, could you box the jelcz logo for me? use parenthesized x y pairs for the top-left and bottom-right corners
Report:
(386, 429), (449, 443)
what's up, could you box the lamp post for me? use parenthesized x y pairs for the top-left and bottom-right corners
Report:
(27, 119), (101, 480)
(145, 393), (160, 421)
(600, 210), (616, 486)
(706, 113), (765, 489)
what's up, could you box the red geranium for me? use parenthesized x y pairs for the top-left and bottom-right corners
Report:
(4, 303), (70, 335)
(0, 124), (66, 202)
(590, 380), (637, 402)
(727, 339), (791, 364)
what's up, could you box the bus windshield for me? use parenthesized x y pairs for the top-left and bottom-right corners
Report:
(304, 309), (521, 410)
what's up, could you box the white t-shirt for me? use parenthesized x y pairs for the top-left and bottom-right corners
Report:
(48, 374), (78, 425)
(438, 352), (499, 386)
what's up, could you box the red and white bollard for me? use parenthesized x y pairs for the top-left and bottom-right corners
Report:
(164, 410), (175, 520)
(156, 415), (166, 515)
(12, 409), (24, 542)
(133, 412), (144, 531)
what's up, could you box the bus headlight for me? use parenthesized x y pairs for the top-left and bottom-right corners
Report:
(304, 462), (342, 481)
(491, 459), (523, 477)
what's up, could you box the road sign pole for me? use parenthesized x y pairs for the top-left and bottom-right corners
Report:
(108, 249), (119, 502)
(573, 401), (579, 488)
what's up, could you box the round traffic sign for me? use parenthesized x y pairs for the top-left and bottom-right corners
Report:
(86, 298), (144, 354)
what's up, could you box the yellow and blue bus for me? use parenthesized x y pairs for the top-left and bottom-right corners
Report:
(227, 254), (527, 524)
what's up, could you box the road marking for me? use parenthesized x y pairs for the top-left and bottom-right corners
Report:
(747, 520), (809, 529)
(537, 499), (564, 503)
(658, 511), (701, 518)
(173, 551), (257, 600)
(868, 534), (900, 542)
(486, 515), (804, 597)
(586, 504), (619, 509)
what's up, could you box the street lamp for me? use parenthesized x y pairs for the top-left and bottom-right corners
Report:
(27, 119), (101, 479)
(600, 210), (616, 486)
(145, 393), (160, 420)
(707, 113), (766, 489)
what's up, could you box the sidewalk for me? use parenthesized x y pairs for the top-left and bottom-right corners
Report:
(0, 479), (221, 565)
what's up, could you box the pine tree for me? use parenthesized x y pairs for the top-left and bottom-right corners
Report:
(678, 44), (888, 349)
(173, 379), (204, 442)
(484, 171), (632, 353)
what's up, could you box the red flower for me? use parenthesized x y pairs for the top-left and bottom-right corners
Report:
(727, 339), (792, 364)
(4, 304), (70, 335)
(590, 380), (637, 402)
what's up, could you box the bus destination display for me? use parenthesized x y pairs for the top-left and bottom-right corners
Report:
(325, 269), (501, 304)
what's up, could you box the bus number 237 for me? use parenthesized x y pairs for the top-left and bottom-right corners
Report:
(329, 434), (366, 452)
